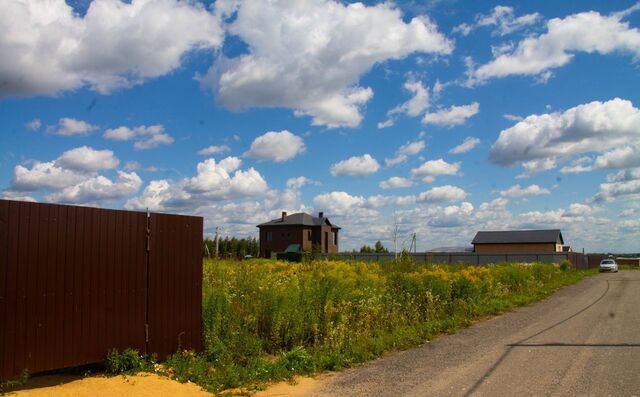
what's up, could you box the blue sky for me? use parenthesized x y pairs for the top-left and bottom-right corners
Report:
(1, 0), (639, 252)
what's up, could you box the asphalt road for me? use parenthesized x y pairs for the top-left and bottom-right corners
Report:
(307, 270), (640, 397)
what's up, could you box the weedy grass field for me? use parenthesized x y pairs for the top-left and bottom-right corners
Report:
(154, 257), (594, 394)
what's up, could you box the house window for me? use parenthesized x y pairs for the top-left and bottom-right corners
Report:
(333, 231), (338, 245)
(267, 231), (272, 242)
(308, 230), (311, 240)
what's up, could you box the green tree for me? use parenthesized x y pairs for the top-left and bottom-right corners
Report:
(359, 245), (374, 253)
(374, 240), (389, 253)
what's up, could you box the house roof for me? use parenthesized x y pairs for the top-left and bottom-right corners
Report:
(257, 212), (341, 229)
(472, 229), (564, 245)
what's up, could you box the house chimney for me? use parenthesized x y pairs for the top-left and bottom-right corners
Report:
(318, 211), (324, 218)
(281, 211), (287, 221)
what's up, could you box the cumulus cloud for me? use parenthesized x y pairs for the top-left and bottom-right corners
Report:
(330, 154), (380, 176)
(25, 118), (41, 131)
(46, 171), (142, 204)
(417, 185), (468, 203)
(516, 158), (557, 179)
(468, 8), (640, 84)
(499, 184), (551, 198)
(592, 168), (640, 202)
(8, 146), (141, 205)
(198, 145), (231, 156)
(411, 158), (460, 183)
(385, 140), (426, 166)
(449, 137), (480, 154)
(378, 80), (430, 128)
(11, 145), (121, 192)
(593, 146), (640, 170)
(422, 102), (479, 126)
(11, 161), (86, 191)
(454, 5), (541, 36)
(104, 125), (174, 150)
(126, 156), (268, 212)
(286, 176), (315, 189)
(0, 0), (223, 97)
(48, 118), (97, 136)
(314, 191), (366, 216)
(204, 0), (452, 128)
(55, 146), (119, 172)
(490, 99), (640, 174)
(245, 130), (305, 163)
(379, 177), (414, 189)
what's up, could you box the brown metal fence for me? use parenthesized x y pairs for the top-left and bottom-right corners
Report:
(0, 199), (203, 380)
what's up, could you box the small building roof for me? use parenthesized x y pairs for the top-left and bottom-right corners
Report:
(257, 212), (340, 229)
(472, 229), (564, 245)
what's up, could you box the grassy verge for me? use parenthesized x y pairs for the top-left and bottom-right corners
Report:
(110, 259), (596, 395)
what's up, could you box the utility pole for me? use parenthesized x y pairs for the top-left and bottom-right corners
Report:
(409, 232), (417, 253)
(215, 226), (220, 259)
(392, 213), (399, 260)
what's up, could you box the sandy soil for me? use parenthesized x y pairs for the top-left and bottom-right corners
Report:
(5, 372), (212, 397)
(253, 375), (329, 397)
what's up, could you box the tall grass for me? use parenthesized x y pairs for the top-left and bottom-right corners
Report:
(165, 258), (593, 393)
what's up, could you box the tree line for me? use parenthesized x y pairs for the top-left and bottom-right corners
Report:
(203, 237), (259, 258)
(357, 240), (389, 253)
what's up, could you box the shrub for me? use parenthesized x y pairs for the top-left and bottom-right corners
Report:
(559, 259), (571, 271)
(105, 349), (152, 374)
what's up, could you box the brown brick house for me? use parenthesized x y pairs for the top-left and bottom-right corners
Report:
(257, 212), (340, 258)
(472, 229), (565, 253)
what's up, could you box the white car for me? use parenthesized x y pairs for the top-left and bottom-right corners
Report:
(599, 259), (618, 272)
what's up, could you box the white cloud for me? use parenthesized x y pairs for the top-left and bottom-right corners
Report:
(245, 130), (305, 163)
(198, 145), (231, 156)
(55, 146), (119, 172)
(126, 156), (268, 212)
(314, 191), (364, 215)
(490, 99), (640, 173)
(503, 114), (523, 122)
(1, 190), (36, 202)
(124, 161), (141, 171)
(422, 102), (479, 126)
(46, 171), (142, 204)
(516, 158), (557, 179)
(48, 118), (97, 136)
(418, 185), (468, 203)
(10, 146), (123, 192)
(286, 176), (314, 189)
(411, 159), (460, 183)
(0, 0), (223, 97)
(330, 154), (380, 176)
(379, 177), (414, 189)
(592, 168), (640, 202)
(11, 162), (85, 191)
(378, 80), (430, 128)
(454, 5), (541, 37)
(593, 146), (640, 170)
(564, 203), (595, 217)
(104, 125), (174, 150)
(449, 137), (480, 154)
(385, 140), (426, 166)
(25, 118), (41, 131)
(499, 184), (550, 198)
(469, 9), (640, 84)
(204, 0), (452, 128)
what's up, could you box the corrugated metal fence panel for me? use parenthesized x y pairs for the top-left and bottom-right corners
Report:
(147, 213), (203, 361)
(0, 201), (148, 379)
(0, 200), (203, 380)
